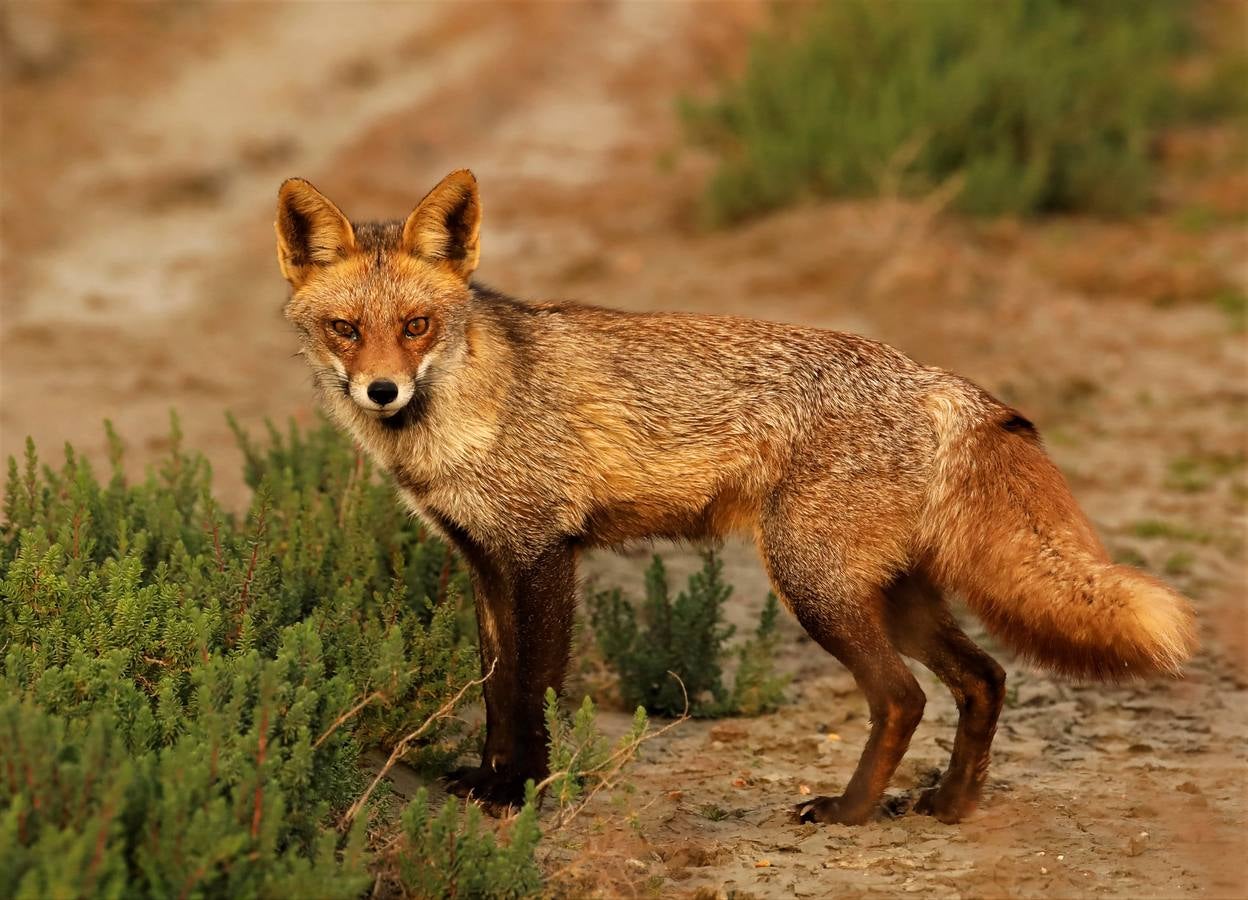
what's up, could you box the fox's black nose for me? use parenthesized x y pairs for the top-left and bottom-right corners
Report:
(367, 379), (399, 405)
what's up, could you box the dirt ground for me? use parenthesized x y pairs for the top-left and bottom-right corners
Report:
(2, 3), (1245, 898)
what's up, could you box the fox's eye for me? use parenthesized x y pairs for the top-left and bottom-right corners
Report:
(330, 320), (358, 340)
(404, 317), (430, 339)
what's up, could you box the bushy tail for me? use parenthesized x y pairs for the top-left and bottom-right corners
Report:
(922, 390), (1196, 680)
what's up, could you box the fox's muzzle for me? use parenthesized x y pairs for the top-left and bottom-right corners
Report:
(349, 375), (416, 418)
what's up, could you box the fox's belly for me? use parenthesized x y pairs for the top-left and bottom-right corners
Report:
(578, 481), (759, 546)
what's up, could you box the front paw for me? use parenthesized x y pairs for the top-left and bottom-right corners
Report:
(793, 794), (874, 826)
(913, 786), (970, 824)
(444, 765), (531, 816)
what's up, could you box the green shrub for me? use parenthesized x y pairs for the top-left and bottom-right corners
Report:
(0, 416), (504, 898)
(543, 689), (648, 811)
(394, 785), (542, 900)
(587, 551), (787, 718)
(683, 0), (1232, 222)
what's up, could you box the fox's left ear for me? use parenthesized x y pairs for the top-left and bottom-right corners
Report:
(275, 178), (356, 289)
(402, 169), (481, 281)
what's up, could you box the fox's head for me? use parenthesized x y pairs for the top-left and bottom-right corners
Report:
(275, 170), (480, 427)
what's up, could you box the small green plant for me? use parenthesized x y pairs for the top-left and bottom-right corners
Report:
(1166, 449), (1246, 493)
(1163, 551), (1196, 577)
(1214, 288), (1248, 333)
(729, 592), (788, 716)
(394, 786), (542, 900)
(697, 803), (731, 822)
(587, 551), (788, 718)
(542, 689), (651, 820)
(683, 1), (1237, 223)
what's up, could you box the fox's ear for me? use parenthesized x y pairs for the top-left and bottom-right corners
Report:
(275, 178), (356, 288)
(402, 169), (481, 281)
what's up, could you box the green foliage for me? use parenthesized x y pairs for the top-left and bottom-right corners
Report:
(1163, 550), (1195, 577)
(395, 785), (542, 900)
(1130, 518), (1213, 544)
(1166, 448), (1246, 493)
(1214, 287), (1248, 333)
(729, 592), (788, 717)
(0, 415), (487, 898)
(588, 550), (787, 718)
(683, 0), (1235, 222)
(544, 689), (648, 810)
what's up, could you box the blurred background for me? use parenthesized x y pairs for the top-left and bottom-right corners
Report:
(2, 1), (1245, 893)
(2, 1), (1244, 503)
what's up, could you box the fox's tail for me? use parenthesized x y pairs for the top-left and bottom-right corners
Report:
(921, 386), (1196, 680)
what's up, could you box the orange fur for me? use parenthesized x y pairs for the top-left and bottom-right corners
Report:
(919, 386), (1197, 679)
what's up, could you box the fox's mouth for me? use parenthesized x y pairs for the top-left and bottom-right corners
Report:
(345, 376), (417, 421)
(329, 369), (428, 430)
(376, 388), (428, 431)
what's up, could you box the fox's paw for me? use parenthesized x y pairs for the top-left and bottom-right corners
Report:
(880, 792), (916, 819)
(793, 794), (874, 826)
(444, 765), (530, 817)
(913, 786), (971, 824)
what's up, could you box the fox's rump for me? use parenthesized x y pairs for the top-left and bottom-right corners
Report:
(920, 389), (1197, 679)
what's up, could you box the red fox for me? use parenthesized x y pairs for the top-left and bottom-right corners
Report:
(276, 169), (1196, 824)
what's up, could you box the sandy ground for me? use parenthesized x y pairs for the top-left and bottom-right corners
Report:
(2, 3), (1246, 897)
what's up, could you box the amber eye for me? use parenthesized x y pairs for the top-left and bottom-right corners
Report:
(330, 320), (358, 340)
(404, 317), (430, 339)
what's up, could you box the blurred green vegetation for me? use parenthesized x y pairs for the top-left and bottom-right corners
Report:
(684, 0), (1246, 223)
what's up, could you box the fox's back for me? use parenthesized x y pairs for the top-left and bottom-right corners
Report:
(469, 292), (947, 541)
(491, 293), (938, 449)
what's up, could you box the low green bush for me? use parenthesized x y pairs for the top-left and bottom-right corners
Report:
(0, 416), (526, 898)
(393, 785), (542, 900)
(587, 551), (788, 718)
(684, 0), (1237, 222)
(544, 689), (648, 812)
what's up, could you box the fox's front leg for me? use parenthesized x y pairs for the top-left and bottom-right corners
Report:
(513, 542), (579, 780)
(446, 541), (577, 814)
(445, 550), (523, 811)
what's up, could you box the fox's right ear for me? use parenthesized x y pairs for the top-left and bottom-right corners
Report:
(402, 169), (481, 281)
(275, 178), (356, 289)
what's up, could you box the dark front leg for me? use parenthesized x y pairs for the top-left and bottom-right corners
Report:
(444, 545), (523, 811)
(512, 542), (579, 781)
(445, 538), (577, 814)
(475, 557), (524, 775)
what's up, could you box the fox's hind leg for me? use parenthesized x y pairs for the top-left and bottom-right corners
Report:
(884, 571), (1006, 823)
(759, 503), (926, 825)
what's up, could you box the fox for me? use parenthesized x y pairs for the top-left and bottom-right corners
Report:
(275, 169), (1196, 825)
